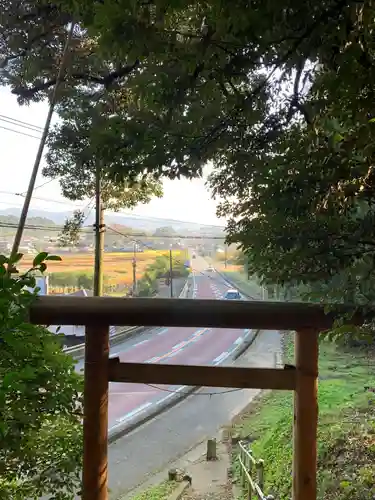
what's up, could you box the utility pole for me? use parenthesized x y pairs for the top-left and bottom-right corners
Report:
(169, 248), (173, 298)
(9, 22), (75, 264)
(132, 241), (137, 296)
(93, 165), (104, 297)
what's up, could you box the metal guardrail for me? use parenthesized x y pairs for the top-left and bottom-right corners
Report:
(63, 275), (191, 357)
(238, 441), (275, 500)
(63, 326), (141, 355)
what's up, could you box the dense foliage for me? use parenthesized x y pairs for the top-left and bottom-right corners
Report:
(137, 254), (189, 297)
(0, 252), (82, 499)
(2, 1), (375, 308)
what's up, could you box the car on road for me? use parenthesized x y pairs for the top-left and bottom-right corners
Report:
(223, 288), (242, 300)
(206, 265), (215, 272)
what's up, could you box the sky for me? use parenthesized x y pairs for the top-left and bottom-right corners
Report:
(0, 87), (226, 227)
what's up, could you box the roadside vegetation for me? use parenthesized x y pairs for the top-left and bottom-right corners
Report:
(211, 252), (263, 299)
(136, 254), (189, 297)
(0, 253), (82, 499)
(231, 339), (375, 500)
(20, 250), (188, 295)
(128, 480), (177, 500)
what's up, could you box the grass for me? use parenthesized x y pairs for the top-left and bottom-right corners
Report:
(128, 480), (178, 500)
(20, 250), (187, 286)
(231, 340), (375, 499)
(211, 258), (262, 298)
(221, 270), (262, 298)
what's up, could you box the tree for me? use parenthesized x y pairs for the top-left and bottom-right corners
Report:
(0, 252), (82, 499)
(77, 272), (93, 290)
(58, 210), (85, 247)
(4, 0), (375, 311)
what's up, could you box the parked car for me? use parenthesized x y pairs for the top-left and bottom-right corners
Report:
(224, 288), (242, 300)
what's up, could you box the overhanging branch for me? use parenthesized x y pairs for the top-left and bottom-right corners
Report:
(11, 60), (140, 98)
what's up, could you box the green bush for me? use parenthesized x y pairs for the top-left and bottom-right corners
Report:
(232, 342), (375, 500)
(0, 252), (83, 499)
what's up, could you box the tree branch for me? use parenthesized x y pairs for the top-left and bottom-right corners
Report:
(11, 60), (140, 98)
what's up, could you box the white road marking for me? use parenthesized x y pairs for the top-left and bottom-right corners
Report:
(109, 327), (243, 430)
(234, 337), (243, 345)
(134, 339), (149, 347)
(157, 328), (169, 335)
(172, 342), (186, 350)
(214, 351), (231, 365)
(146, 356), (160, 363)
(152, 385), (187, 408)
(168, 350), (181, 358)
(111, 402), (153, 429)
(213, 352), (229, 365)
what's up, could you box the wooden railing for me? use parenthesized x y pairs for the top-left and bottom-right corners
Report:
(29, 296), (366, 500)
(237, 441), (274, 499)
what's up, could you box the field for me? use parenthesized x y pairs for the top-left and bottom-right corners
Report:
(20, 250), (188, 288)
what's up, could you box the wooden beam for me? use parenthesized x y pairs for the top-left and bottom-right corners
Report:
(82, 325), (109, 500)
(108, 360), (296, 390)
(29, 296), (366, 330)
(293, 328), (319, 500)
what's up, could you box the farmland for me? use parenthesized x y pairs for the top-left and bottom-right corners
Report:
(20, 249), (188, 291)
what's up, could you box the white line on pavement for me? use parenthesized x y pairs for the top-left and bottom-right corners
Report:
(213, 351), (229, 365)
(112, 402), (153, 429)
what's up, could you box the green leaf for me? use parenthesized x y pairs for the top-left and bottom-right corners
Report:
(33, 252), (48, 267)
(0, 255), (9, 265)
(332, 132), (344, 144)
(45, 255), (62, 261)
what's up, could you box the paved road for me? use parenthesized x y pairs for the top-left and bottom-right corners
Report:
(83, 256), (249, 433)
(108, 328), (281, 499)
(102, 255), (281, 498)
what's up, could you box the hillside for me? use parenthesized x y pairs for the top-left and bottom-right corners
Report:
(0, 207), (225, 235)
(0, 214), (57, 227)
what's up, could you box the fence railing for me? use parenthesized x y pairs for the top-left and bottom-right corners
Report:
(238, 441), (275, 500)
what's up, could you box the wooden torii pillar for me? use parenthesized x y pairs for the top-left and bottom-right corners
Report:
(29, 296), (327, 500)
(82, 325), (110, 500)
(293, 329), (319, 500)
(80, 327), (319, 500)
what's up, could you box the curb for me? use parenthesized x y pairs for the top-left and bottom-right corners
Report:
(233, 329), (260, 360)
(168, 480), (191, 500)
(108, 328), (261, 444)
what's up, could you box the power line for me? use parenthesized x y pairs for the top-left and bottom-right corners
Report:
(0, 124), (41, 140)
(0, 114), (43, 132)
(0, 115), (43, 134)
(113, 211), (225, 229)
(0, 190), (225, 230)
(0, 190), (91, 210)
(0, 221), (225, 240)
(16, 178), (56, 196)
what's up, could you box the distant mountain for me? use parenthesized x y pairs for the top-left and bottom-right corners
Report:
(0, 207), (226, 236)
(0, 213), (57, 227)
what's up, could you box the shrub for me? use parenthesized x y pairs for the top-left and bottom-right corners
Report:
(0, 252), (83, 499)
